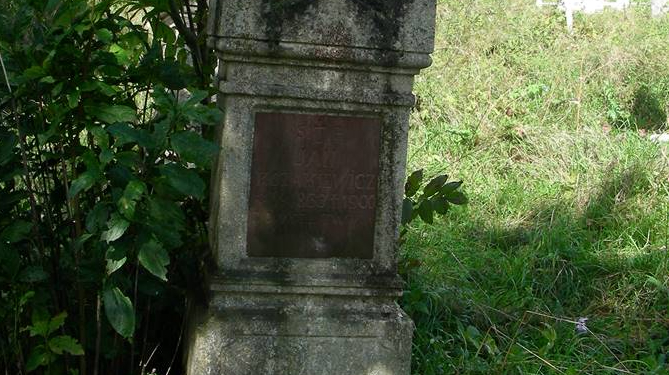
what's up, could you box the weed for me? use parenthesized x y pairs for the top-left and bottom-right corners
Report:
(403, 1), (669, 374)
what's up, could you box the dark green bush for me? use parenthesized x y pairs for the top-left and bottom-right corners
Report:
(0, 0), (216, 374)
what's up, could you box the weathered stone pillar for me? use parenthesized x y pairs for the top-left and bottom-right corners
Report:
(186, 1), (437, 374)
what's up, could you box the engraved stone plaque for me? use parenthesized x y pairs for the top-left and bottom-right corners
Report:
(247, 112), (381, 258)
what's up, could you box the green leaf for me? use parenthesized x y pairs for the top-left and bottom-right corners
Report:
(23, 65), (45, 80)
(68, 171), (97, 199)
(80, 80), (117, 96)
(47, 312), (67, 335)
(123, 180), (146, 202)
(25, 318), (48, 338)
(184, 90), (210, 106)
(152, 119), (171, 145)
(465, 325), (482, 345)
(158, 60), (191, 90)
(53, 0), (88, 27)
(444, 190), (468, 205)
(67, 90), (80, 109)
(151, 86), (175, 112)
(106, 256), (127, 276)
(152, 21), (175, 43)
(103, 287), (135, 338)
(48, 335), (84, 355)
(401, 198), (413, 225)
(90, 104), (137, 124)
(101, 214), (130, 243)
(404, 169), (423, 198)
(159, 164), (205, 199)
(423, 174), (449, 198)
(88, 126), (109, 148)
(417, 200), (434, 224)
(171, 131), (219, 168)
(117, 180), (147, 219)
(100, 148), (114, 165)
(441, 181), (463, 194)
(145, 197), (185, 249)
(86, 203), (109, 233)
(106, 244), (127, 261)
(138, 239), (170, 281)
(73, 233), (93, 251)
(19, 291), (35, 308)
(39, 76), (55, 84)
(82, 150), (101, 171)
(107, 123), (154, 148)
(0, 131), (18, 165)
(1, 220), (33, 243)
(74, 22), (91, 36)
(114, 150), (142, 168)
(96, 28), (113, 43)
(107, 123), (138, 146)
(25, 346), (47, 372)
(37, 124), (58, 146)
(51, 82), (64, 96)
(119, 201), (138, 221)
(182, 103), (222, 126)
(431, 196), (451, 215)
(110, 43), (131, 65)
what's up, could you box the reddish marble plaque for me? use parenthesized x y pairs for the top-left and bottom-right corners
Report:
(247, 112), (381, 258)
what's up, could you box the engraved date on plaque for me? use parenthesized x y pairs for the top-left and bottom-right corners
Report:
(247, 112), (381, 259)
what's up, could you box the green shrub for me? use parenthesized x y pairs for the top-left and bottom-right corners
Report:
(0, 0), (216, 374)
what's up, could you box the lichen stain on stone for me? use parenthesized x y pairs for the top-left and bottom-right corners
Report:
(260, 0), (417, 52)
(349, 0), (416, 50)
(260, 0), (314, 48)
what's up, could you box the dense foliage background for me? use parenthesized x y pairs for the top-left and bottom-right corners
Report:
(403, 1), (669, 374)
(0, 0), (217, 374)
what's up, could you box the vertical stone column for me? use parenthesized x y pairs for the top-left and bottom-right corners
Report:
(186, 1), (437, 374)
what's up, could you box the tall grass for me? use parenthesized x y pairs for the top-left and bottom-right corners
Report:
(403, 1), (669, 374)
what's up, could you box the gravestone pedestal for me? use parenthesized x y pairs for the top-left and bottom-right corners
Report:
(186, 1), (437, 374)
(187, 282), (412, 374)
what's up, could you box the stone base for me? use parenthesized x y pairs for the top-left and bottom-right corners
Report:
(185, 292), (413, 375)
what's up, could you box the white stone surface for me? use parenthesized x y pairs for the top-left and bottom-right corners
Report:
(650, 133), (669, 143)
(554, 0), (631, 14)
(652, 0), (669, 16)
(537, 0), (665, 32)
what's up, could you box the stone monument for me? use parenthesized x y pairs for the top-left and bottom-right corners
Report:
(185, 1), (437, 374)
